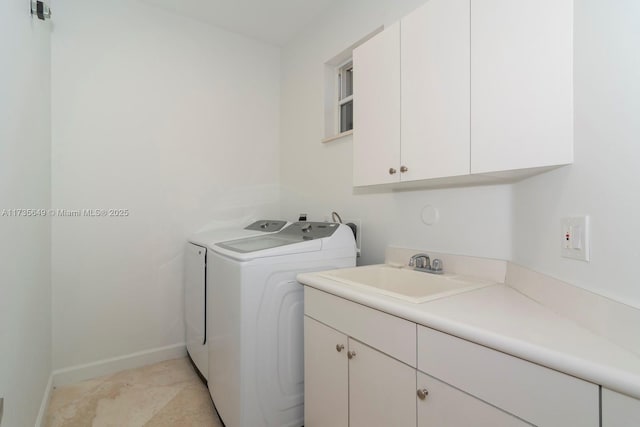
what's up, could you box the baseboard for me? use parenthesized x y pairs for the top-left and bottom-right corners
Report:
(52, 343), (186, 388)
(34, 373), (53, 427)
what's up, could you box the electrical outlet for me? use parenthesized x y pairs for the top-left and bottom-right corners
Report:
(561, 216), (590, 261)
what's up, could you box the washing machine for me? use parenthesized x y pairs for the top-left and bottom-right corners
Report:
(208, 222), (356, 427)
(184, 220), (288, 381)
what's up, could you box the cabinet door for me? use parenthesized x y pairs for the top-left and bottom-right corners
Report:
(470, 0), (573, 174)
(418, 325), (599, 427)
(417, 371), (529, 427)
(401, 0), (470, 181)
(304, 316), (348, 427)
(352, 23), (401, 187)
(184, 243), (207, 379)
(348, 338), (416, 427)
(602, 388), (640, 427)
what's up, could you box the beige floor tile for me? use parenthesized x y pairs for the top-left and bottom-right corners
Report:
(45, 358), (222, 427)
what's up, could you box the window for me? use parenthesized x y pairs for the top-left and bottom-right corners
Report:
(322, 27), (382, 143)
(337, 61), (353, 133)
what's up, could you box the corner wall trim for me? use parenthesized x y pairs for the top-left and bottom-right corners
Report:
(35, 373), (53, 427)
(52, 343), (187, 388)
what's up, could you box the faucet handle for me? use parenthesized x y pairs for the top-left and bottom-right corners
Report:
(431, 259), (443, 273)
(409, 253), (431, 270)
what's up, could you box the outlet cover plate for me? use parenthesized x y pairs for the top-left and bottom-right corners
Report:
(561, 216), (590, 262)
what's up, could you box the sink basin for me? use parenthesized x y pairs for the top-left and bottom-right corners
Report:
(318, 264), (495, 303)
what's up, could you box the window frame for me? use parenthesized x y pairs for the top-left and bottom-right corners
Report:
(336, 59), (354, 134)
(322, 27), (382, 143)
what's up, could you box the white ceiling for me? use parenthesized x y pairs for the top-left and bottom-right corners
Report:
(142, 0), (340, 46)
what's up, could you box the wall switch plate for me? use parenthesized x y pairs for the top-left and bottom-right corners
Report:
(561, 216), (590, 261)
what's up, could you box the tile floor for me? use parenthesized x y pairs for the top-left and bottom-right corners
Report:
(45, 358), (223, 427)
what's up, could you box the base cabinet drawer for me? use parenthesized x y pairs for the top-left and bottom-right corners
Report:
(417, 371), (529, 427)
(418, 326), (599, 427)
(602, 388), (640, 427)
(305, 287), (416, 366)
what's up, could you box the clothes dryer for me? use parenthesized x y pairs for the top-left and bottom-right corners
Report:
(184, 220), (287, 380)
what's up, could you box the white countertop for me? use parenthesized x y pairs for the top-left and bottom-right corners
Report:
(297, 271), (640, 399)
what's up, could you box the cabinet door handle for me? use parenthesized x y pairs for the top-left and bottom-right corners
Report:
(336, 344), (344, 352)
(417, 388), (429, 400)
(347, 350), (356, 359)
(388, 168), (397, 175)
(400, 165), (408, 173)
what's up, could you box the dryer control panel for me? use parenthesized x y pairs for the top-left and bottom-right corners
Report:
(217, 222), (344, 254)
(279, 221), (340, 240)
(244, 220), (287, 232)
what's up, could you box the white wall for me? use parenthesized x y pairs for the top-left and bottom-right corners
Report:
(51, 0), (281, 371)
(279, 0), (512, 265)
(26, 0), (638, 395)
(0, 0), (52, 425)
(281, 0), (640, 310)
(512, 0), (640, 308)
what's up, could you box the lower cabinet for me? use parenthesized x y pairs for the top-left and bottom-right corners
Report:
(304, 287), (600, 427)
(305, 315), (522, 427)
(417, 371), (527, 427)
(304, 316), (415, 427)
(417, 325), (599, 427)
(602, 388), (640, 427)
(349, 339), (416, 427)
(304, 316), (348, 427)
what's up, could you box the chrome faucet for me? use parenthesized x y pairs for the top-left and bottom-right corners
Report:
(409, 253), (431, 269)
(409, 253), (443, 274)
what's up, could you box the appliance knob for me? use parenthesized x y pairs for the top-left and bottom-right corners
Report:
(260, 222), (269, 229)
(302, 224), (312, 232)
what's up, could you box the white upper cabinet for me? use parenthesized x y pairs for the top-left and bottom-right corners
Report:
(352, 0), (573, 187)
(352, 23), (401, 187)
(353, 0), (470, 187)
(470, 0), (573, 174)
(401, 0), (470, 181)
